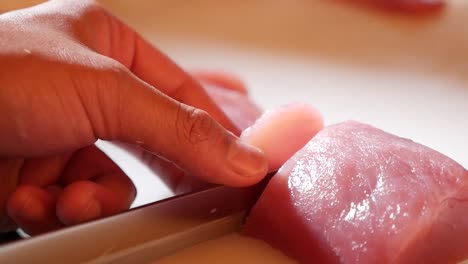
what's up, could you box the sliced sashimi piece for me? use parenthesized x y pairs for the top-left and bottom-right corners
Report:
(243, 121), (468, 264)
(241, 104), (323, 172)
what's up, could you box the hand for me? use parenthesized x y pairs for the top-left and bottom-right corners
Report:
(0, 0), (268, 235)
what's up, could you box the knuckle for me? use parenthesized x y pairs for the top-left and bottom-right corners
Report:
(104, 59), (128, 77)
(96, 58), (129, 85)
(69, 0), (118, 55)
(54, 0), (107, 26)
(177, 106), (218, 146)
(77, 0), (108, 18)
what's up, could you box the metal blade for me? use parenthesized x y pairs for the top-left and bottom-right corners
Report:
(0, 174), (272, 264)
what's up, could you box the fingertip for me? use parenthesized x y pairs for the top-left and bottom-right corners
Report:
(7, 186), (50, 222)
(7, 186), (32, 220)
(178, 125), (269, 187)
(57, 176), (134, 226)
(7, 185), (59, 235)
(224, 139), (269, 186)
(56, 181), (102, 226)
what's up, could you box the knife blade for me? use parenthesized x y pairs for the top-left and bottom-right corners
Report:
(0, 173), (274, 264)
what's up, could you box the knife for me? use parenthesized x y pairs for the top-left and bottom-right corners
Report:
(0, 173), (274, 264)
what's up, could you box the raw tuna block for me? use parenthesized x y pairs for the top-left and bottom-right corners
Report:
(243, 121), (468, 264)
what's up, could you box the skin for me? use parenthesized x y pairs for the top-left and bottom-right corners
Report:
(0, 0), (269, 235)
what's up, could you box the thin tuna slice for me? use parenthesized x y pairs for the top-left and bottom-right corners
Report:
(243, 121), (467, 264)
(241, 104), (323, 172)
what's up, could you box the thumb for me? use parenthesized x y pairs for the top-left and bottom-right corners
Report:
(91, 67), (268, 187)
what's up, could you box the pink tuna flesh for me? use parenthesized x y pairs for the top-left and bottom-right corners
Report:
(243, 121), (467, 264)
(241, 104), (323, 172)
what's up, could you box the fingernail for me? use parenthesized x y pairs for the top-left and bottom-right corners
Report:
(227, 139), (268, 177)
(80, 197), (101, 223)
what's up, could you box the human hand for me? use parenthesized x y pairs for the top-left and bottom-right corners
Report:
(0, 0), (268, 235)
